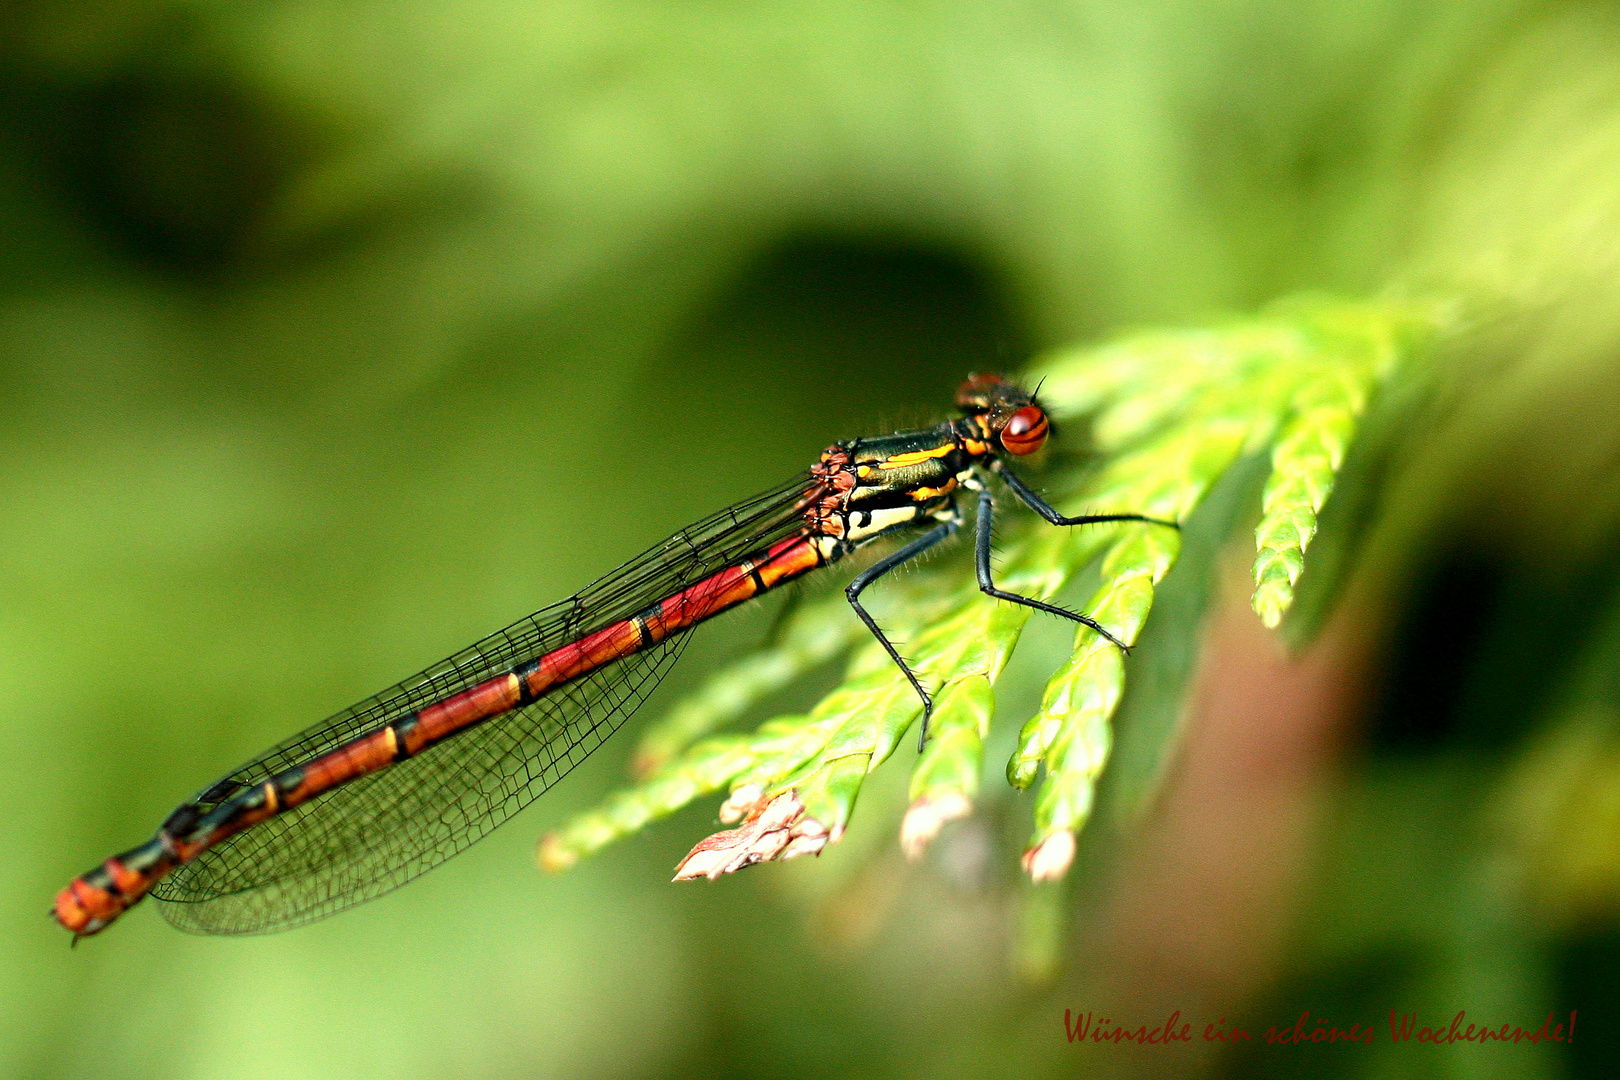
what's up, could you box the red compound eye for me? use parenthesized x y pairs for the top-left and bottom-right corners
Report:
(1000, 405), (1049, 455)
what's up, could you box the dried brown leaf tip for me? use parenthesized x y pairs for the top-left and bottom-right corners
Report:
(1020, 829), (1076, 882)
(898, 792), (973, 862)
(717, 783), (766, 824)
(672, 791), (829, 880)
(544, 299), (1433, 889)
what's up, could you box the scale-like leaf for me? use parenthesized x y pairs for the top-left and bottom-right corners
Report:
(542, 296), (1434, 885)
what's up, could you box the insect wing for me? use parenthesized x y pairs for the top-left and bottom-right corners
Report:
(150, 474), (813, 933)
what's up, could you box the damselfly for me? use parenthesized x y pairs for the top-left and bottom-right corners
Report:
(55, 375), (1174, 938)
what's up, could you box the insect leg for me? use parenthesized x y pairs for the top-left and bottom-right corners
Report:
(991, 460), (1179, 530)
(845, 519), (959, 749)
(973, 486), (1132, 652)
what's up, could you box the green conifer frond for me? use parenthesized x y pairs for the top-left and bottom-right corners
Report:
(539, 296), (1437, 882)
(626, 590), (868, 778)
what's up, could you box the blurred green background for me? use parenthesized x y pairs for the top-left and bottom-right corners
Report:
(7, 2), (1620, 1078)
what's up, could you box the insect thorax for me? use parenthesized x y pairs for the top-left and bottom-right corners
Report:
(806, 425), (976, 556)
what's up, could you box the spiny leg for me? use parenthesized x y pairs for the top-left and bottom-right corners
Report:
(991, 460), (1180, 530)
(973, 486), (1132, 652)
(845, 519), (959, 750)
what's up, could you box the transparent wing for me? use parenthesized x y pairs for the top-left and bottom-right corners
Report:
(150, 473), (814, 933)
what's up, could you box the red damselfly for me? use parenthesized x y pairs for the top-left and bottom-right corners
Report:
(55, 375), (1174, 938)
